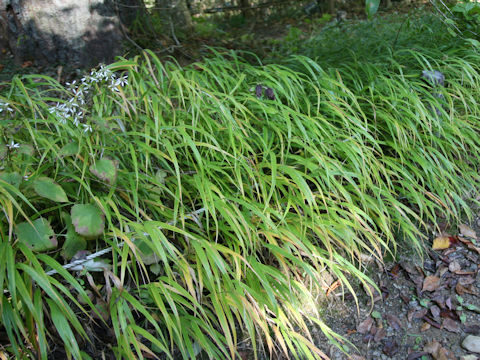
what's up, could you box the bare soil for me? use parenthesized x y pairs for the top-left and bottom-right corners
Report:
(318, 220), (480, 360)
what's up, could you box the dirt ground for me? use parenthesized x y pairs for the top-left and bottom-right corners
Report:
(318, 220), (480, 360)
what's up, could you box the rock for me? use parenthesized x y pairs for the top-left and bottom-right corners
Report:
(421, 70), (445, 87)
(462, 335), (480, 353)
(460, 355), (478, 360)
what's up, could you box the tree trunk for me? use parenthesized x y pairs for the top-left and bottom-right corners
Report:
(156, 0), (193, 30)
(238, 0), (251, 19)
(328, 0), (335, 13)
(177, 0), (193, 29)
(0, 0), (140, 67)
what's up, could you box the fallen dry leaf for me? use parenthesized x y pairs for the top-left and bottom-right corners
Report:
(453, 270), (476, 275)
(374, 327), (386, 343)
(459, 276), (475, 286)
(389, 263), (401, 278)
(457, 236), (480, 254)
(21, 60), (33, 68)
(442, 318), (461, 333)
(456, 283), (477, 296)
(382, 338), (399, 356)
(432, 293), (446, 308)
(459, 224), (477, 239)
(446, 297), (453, 310)
(326, 279), (341, 296)
(433, 236), (452, 250)
(411, 308), (428, 321)
(430, 305), (441, 320)
(363, 282), (382, 303)
(420, 322), (431, 332)
(357, 317), (373, 334)
(440, 308), (460, 321)
(423, 275), (441, 292)
(386, 314), (402, 331)
(424, 340), (441, 355)
(434, 347), (456, 360)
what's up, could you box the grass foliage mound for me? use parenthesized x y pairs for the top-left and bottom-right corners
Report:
(1, 13), (480, 359)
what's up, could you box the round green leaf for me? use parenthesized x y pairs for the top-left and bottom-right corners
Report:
(71, 204), (105, 239)
(59, 142), (79, 158)
(33, 177), (69, 203)
(0, 172), (22, 188)
(16, 218), (57, 252)
(61, 213), (86, 259)
(90, 158), (118, 185)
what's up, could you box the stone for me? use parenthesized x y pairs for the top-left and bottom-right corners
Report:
(460, 355), (478, 360)
(462, 335), (480, 353)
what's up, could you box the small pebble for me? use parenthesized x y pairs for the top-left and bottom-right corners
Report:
(462, 335), (480, 353)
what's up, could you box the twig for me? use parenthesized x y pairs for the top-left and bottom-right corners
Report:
(113, 0), (144, 53)
(45, 207), (206, 276)
(170, 21), (180, 47)
(392, 14), (411, 52)
(428, 0), (464, 38)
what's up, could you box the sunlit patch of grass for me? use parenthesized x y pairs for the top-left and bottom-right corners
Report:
(1, 12), (480, 359)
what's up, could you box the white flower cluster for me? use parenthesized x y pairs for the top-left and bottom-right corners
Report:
(48, 64), (128, 132)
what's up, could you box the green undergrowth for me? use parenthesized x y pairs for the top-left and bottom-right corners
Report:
(1, 13), (480, 360)
(269, 11), (465, 67)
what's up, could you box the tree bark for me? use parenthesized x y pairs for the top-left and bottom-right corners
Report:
(0, 0), (141, 67)
(156, 0), (193, 30)
(238, 0), (252, 18)
(177, 0), (193, 29)
(328, 0), (335, 13)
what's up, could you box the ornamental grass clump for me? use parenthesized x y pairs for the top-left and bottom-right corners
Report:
(1, 19), (480, 360)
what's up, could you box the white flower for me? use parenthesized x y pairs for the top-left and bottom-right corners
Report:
(0, 102), (13, 113)
(82, 124), (92, 133)
(68, 97), (78, 106)
(109, 83), (120, 92)
(6, 141), (19, 149)
(23, 175), (29, 181)
(116, 76), (128, 87)
(72, 88), (83, 97)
